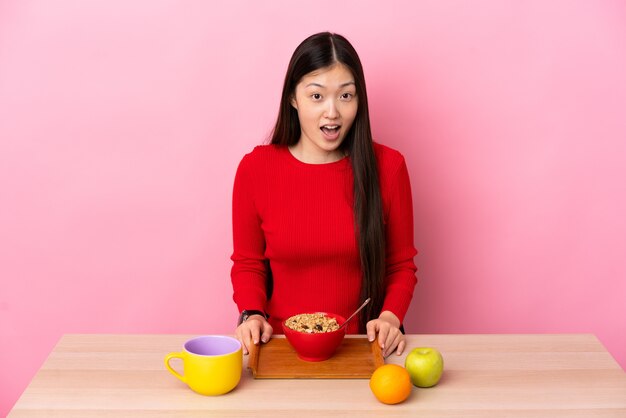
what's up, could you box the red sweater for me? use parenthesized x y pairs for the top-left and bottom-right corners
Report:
(231, 143), (417, 334)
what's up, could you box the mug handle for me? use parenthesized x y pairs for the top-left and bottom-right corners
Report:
(164, 352), (186, 383)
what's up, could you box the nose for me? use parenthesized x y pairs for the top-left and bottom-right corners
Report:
(324, 99), (339, 119)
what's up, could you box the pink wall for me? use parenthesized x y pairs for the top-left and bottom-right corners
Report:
(1, 0), (625, 413)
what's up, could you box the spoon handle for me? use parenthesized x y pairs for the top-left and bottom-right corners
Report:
(340, 297), (371, 330)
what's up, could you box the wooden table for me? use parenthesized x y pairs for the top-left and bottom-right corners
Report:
(9, 334), (626, 417)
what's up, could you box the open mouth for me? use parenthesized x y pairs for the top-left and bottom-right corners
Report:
(320, 125), (341, 137)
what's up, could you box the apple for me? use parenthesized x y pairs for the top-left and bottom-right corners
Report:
(404, 347), (444, 388)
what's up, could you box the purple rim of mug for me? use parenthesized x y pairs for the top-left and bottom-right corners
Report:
(184, 335), (241, 357)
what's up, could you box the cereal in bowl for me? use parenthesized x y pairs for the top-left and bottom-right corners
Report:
(285, 313), (340, 333)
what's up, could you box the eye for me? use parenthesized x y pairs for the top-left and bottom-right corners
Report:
(340, 93), (354, 100)
(311, 93), (322, 101)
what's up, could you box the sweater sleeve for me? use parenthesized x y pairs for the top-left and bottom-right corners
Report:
(230, 153), (268, 313)
(381, 157), (418, 324)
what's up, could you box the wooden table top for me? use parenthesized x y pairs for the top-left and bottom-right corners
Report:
(9, 334), (626, 417)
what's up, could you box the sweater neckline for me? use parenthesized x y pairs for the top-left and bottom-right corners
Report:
(281, 145), (350, 169)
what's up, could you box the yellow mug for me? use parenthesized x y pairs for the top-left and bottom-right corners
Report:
(165, 335), (242, 395)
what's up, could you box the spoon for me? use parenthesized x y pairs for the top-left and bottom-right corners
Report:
(338, 298), (371, 330)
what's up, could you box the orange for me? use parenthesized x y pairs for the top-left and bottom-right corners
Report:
(369, 364), (412, 405)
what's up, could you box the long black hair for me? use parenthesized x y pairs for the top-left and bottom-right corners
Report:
(269, 32), (385, 332)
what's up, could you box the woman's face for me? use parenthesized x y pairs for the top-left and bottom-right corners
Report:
(290, 63), (358, 162)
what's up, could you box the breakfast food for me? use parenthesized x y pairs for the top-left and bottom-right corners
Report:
(284, 313), (340, 333)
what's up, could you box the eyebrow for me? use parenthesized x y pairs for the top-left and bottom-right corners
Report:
(305, 81), (356, 88)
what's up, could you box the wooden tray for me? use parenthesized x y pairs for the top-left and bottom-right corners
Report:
(247, 336), (384, 379)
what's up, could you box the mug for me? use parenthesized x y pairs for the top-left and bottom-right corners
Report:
(165, 335), (242, 395)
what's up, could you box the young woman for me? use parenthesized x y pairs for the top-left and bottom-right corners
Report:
(231, 32), (417, 357)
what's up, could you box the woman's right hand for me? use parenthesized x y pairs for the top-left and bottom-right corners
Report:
(235, 315), (273, 355)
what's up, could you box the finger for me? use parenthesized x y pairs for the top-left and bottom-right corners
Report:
(381, 332), (393, 357)
(249, 321), (262, 345)
(382, 328), (403, 357)
(377, 325), (390, 352)
(366, 320), (378, 342)
(385, 331), (402, 357)
(396, 338), (406, 356)
(261, 322), (273, 343)
(236, 337), (247, 355)
(237, 328), (251, 355)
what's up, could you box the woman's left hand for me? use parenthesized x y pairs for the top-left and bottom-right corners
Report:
(366, 310), (405, 358)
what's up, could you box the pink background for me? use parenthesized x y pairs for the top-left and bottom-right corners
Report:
(1, 0), (625, 413)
